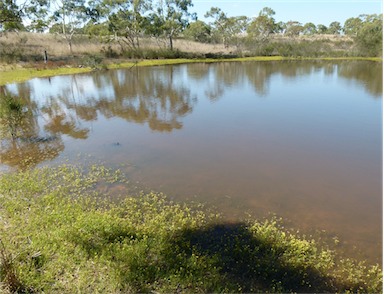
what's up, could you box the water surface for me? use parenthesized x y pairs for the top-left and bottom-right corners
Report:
(1, 60), (382, 263)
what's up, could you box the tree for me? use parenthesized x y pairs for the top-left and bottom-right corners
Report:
(183, 20), (212, 43)
(204, 7), (229, 45)
(50, 0), (88, 54)
(274, 21), (285, 34)
(90, 0), (150, 50)
(205, 7), (248, 48)
(327, 21), (342, 35)
(27, 19), (49, 32)
(285, 21), (303, 36)
(148, 0), (194, 50)
(247, 7), (276, 41)
(0, 0), (23, 31)
(343, 17), (362, 36)
(221, 15), (249, 50)
(109, 1), (150, 50)
(82, 20), (109, 38)
(303, 22), (316, 35)
(316, 24), (328, 34)
(355, 14), (382, 56)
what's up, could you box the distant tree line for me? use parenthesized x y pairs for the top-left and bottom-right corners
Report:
(0, 0), (382, 56)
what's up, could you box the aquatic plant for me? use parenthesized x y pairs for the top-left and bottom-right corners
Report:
(0, 94), (24, 139)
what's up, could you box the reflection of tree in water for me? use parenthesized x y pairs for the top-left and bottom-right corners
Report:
(42, 101), (89, 139)
(0, 88), (64, 170)
(337, 61), (382, 97)
(92, 66), (196, 132)
(197, 61), (382, 99)
(1, 60), (379, 170)
(1, 65), (197, 170)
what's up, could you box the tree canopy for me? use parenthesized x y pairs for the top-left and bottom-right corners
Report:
(0, 1), (382, 56)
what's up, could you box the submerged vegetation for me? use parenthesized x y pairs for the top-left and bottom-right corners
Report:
(0, 165), (381, 293)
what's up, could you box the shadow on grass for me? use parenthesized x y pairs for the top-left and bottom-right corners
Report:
(171, 222), (339, 293)
(72, 221), (350, 292)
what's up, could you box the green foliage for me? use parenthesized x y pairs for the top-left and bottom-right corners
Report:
(205, 7), (248, 48)
(0, 0), (24, 32)
(149, 0), (195, 50)
(317, 24), (328, 34)
(183, 20), (212, 43)
(285, 21), (304, 36)
(0, 94), (25, 140)
(327, 21), (342, 35)
(0, 164), (382, 293)
(80, 54), (107, 69)
(303, 22), (317, 35)
(354, 14), (382, 57)
(343, 17), (363, 35)
(50, 0), (89, 53)
(245, 39), (353, 58)
(247, 7), (276, 41)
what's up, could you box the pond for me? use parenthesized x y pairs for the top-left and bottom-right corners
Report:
(0, 60), (382, 264)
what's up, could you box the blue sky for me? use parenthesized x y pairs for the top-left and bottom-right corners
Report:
(192, 0), (383, 26)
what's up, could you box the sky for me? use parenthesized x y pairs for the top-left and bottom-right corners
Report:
(191, 0), (383, 26)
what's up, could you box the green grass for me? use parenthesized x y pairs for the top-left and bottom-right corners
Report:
(0, 164), (381, 293)
(0, 67), (92, 86)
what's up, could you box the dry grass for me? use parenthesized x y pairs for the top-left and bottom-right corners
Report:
(0, 32), (111, 57)
(0, 32), (235, 59)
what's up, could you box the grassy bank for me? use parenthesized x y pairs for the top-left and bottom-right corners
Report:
(0, 56), (283, 86)
(0, 55), (381, 86)
(0, 164), (381, 293)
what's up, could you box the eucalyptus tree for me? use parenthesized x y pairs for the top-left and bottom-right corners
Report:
(327, 21), (342, 35)
(343, 17), (363, 35)
(303, 22), (317, 35)
(50, 0), (89, 53)
(284, 21), (303, 36)
(274, 21), (286, 34)
(204, 7), (229, 46)
(183, 20), (212, 43)
(247, 7), (276, 41)
(148, 0), (195, 50)
(23, 0), (52, 32)
(226, 15), (249, 49)
(1, 0), (53, 32)
(0, 0), (23, 31)
(355, 14), (382, 56)
(204, 7), (247, 48)
(89, 0), (150, 50)
(316, 24), (328, 34)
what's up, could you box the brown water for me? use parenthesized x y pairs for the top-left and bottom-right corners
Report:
(0, 60), (382, 263)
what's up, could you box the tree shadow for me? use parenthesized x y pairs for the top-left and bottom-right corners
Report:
(68, 219), (371, 293)
(171, 222), (339, 293)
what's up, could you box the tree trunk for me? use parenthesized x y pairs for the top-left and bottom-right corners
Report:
(68, 40), (73, 54)
(169, 35), (173, 50)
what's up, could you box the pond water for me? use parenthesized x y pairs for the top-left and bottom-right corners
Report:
(0, 60), (382, 264)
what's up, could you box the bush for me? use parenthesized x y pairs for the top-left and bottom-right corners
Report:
(80, 54), (107, 70)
